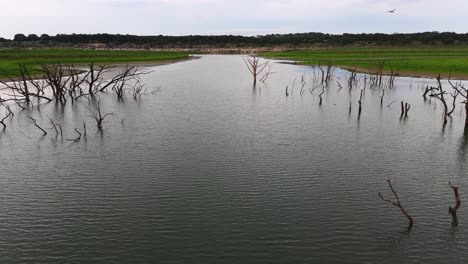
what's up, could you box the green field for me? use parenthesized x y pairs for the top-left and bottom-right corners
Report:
(0, 48), (190, 79)
(260, 47), (468, 78)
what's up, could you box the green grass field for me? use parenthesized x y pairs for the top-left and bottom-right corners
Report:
(260, 47), (468, 78)
(0, 48), (190, 79)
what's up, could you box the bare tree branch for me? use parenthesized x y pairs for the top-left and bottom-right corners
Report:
(379, 179), (414, 228)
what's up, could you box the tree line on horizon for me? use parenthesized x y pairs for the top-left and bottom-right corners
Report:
(1, 32), (467, 47)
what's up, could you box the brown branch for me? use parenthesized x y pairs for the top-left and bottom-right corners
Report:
(29, 116), (47, 135)
(87, 98), (114, 129)
(449, 181), (461, 219)
(68, 128), (82, 143)
(0, 105), (12, 129)
(358, 89), (363, 117)
(46, 116), (60, 136)
(379, 179), (414, 227)
(319, 87), (325, 105)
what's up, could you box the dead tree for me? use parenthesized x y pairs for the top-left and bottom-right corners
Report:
(46, 116), (62, 136)
(376, 61), (385, 88)
(400, 101), (410, 118)
(429, 75), (449, 126)
(112, 79), (126, 99)
(325, 61), (334, 86)
(66, 65), (87, 101)
(0, 64), (51, 103)
(347, 70), (358, 91)
(68, 128), (82, 143)
(387, 66), (399, 88)
(318, 63), (325, 85)
(319, 86), (325, 105)
(0, 104), (13, 129)
(87, 99), (114, 129)
(358, 89), (364, 117)
(336, 80), (344, 91)
(379, 179), (414, 228)
(448, 182), (461, 221)
(379, 87), (385, 105)
(29, 116), (47, 135)
(41, 64), (71, 103)
(82, 63), (109, 95)
(423, 85), (434, 100)
(300, 75), (306, 96)
(102, 66), (147, 99)
(259, 66), (275, 83)
(83, 121), (87, 140)
(131, 81), (146, 100)
(243, 56), (269, 85)
(448, 80), (468, 129)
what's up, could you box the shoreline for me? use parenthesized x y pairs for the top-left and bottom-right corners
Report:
(275, 60), (468, 81)
(0, 56), (195, 82)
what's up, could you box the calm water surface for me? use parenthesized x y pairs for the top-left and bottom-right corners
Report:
(0, 55), (468, 263)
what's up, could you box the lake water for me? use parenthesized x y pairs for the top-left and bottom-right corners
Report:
(1, 55), (468, 263)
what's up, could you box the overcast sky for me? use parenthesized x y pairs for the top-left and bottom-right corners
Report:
(1, 0), (467, 38)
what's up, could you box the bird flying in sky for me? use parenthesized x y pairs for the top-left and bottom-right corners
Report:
(388, 9), (396, 13)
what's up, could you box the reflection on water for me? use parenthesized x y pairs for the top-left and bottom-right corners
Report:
(0, 55), (468, 263)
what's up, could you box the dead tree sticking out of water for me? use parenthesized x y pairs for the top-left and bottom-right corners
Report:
(41, 64), (73, 103)
(387, 67), (399, 88)
(358, 89), (364, 118)
(47, 116), (62, 136)
(318, 60), (334, 86)
(337, 80), (344, 91)
(319, 86), (325, 105)
(132, 81), (146, 100)
(83, 63), (109, 95)
(377, 61), (385, 88)
(66, 65), (87, 101)
(87, 99), (114, 130)
(112, 79), (126, 99)
(83, 121), (87, 140)
(243, 57), (269, 85)
(29, 116), (47, 135)
(429, 75), (450, 126)
(379, 179), (414, 228)
(400, 101), (410, 118)
(259, 66), (275, 83)
(108, 66), (149, 100)
(423, 85), (434, 100)
(448, 80), (468, 129)
(68, 128), (82, 143)
(379, 87), (385, 105)
(0, 64), (51, 103)
(448, 182), (461, 222)
(300, 75), (306, 96)
(347, 70), (358, 91)
(0, 104), (13, 129)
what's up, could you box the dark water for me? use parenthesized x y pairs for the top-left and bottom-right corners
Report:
(1, 55), (468, 263)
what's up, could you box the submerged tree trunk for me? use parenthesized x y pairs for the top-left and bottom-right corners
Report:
(379, 179), (414, 228)
(448, 182), (461, 225)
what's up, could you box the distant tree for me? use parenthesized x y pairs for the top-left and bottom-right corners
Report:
(13, 34), (27, 42)
(13, 31), (468, 47)
(26, 34), (39, 41)
(40, 34), (50, 40)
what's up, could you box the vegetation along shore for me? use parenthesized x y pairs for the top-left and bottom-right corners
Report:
(260, 47), (468, 79)
(0, 49), (190, 79)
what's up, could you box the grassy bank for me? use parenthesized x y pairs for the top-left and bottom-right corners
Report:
(260, 47), (468, 79)
(0, 48), (190, 79)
